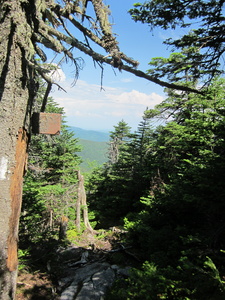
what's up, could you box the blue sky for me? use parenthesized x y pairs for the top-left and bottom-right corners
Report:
(50, 0), (182, 131)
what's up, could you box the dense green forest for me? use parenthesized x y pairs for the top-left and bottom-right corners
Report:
(20, 77), (225, 299)
(66, 127), (109, 172)
(20, 91), (82, 247)
(88, 78), (225, 299)
(78, 139), (108, 172)
(68, 128), (109, 172)
(16, 0), (225, 298)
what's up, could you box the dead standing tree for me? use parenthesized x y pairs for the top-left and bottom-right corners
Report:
(76, 170), (93, 233)
(0, 0), (202, 298)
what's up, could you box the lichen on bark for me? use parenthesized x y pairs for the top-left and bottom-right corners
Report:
(0, 1), (35, 298)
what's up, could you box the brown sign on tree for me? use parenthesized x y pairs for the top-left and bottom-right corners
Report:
(32, 113), (61, 135)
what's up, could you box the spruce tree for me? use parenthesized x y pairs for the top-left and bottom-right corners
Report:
(20, 94), (82, 245)
(119, 78), (225, 299)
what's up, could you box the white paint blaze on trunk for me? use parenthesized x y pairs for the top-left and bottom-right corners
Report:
(0, 157), (8, 180)
(0, 1), (35, 299)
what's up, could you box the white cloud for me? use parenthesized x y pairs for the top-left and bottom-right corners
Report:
(48, 63), (66, 82)
(104, 110), (128, 117)
(50, 79), (164, 130)
(106, 90), (164, 107)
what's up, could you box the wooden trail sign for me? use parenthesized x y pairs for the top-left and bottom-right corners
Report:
(32, 112), (61, 135)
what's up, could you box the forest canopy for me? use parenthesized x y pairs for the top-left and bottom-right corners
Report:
(88, 77), (225, 299)
(1, 0), (225, 299)
(129, 0), (225, 86)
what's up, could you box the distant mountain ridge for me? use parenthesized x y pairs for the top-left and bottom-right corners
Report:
(69, 126), (110, 142)
(69, 126), (110, 172)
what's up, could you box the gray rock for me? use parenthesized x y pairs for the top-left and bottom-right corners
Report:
(60, 262), (115, 300)
(54, 246), (132, 300)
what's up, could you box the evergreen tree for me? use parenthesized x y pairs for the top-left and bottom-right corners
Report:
(88, 120), (132, 226)
(88, 118), (154, 226)
(20, 95), (82, 245)
(108, 120), (132, 164)
(117, 78), (225, 299)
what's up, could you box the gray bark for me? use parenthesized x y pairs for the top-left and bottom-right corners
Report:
(0, 1), (35, 298)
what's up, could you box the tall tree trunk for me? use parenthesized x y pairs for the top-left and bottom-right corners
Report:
(0, 1), (35, 298)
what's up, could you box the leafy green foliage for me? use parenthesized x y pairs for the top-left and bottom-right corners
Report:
(108, 257), (225, 299)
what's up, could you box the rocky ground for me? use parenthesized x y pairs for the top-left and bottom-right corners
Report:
(16, 228), (138, 299)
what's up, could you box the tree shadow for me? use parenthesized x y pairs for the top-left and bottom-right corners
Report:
(18, 229), (139, 299)
(23, 284), (53, 300)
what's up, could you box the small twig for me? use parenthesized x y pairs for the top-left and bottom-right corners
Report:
(17, 282), (33, 287)
(103, 246), (132, 253)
